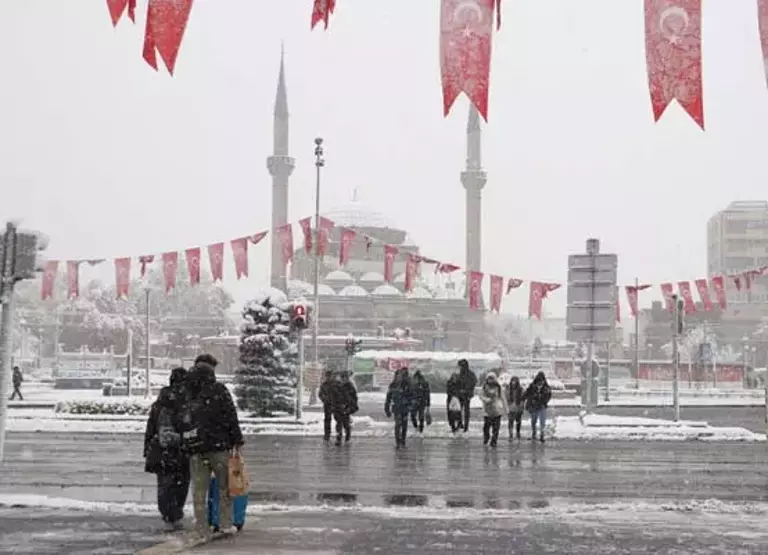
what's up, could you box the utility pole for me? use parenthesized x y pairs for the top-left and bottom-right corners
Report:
(144, 288), (151, 399)
(671, 294), (682, 422)
(310, 138), (324, 390)
(126, 327), (133, 397)
(633, 277), (640, 389)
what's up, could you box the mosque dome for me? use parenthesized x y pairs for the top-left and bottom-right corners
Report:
(372, 284), (402, 297)
(360, 271), (385, 284)
(339, 285), (369, 297)
(407, 286), (433, 300)
(324, 270), (354, 284)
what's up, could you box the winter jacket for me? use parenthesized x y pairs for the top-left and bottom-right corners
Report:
(456, 367), (477, 399)
(478, 379), (507, 418)
(329, 380), (358, 415)
(507, 381), (525, 414)
(523, 373), (552, 413)
(144, 385), (188, 474)
(446, 373), (460, 408)
(318, 378), (334, 408)
(178, 363), (244, 455)
(411, 376), (431, 410)
(12, 369), (22, 388)
(385, 380), (413, 416)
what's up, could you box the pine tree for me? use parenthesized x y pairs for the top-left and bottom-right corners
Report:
(235, 293), (298, 416)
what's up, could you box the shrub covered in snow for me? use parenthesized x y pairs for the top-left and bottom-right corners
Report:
(234, 293), (298, 417)
(54, 399), (153, 415)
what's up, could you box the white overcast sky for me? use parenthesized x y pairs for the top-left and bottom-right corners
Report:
(1, 0), (767, 316)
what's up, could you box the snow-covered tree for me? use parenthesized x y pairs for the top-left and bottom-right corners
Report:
(235, 291), (299, 416)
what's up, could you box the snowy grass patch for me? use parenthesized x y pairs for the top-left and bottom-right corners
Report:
(54, 399), (153, 415)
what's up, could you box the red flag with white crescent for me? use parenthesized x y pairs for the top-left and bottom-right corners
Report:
(711, 275), (727, 309)
(317, 217), (335, 257)
(107, 0), (136, 26)
(339, 228), (355, 266)
(66, 261), (81, 299)
(677, 281), (696, 314)
(276, 224), (294, 266)
(185, 247), (201, 286)
(250, 231), (267, 246)
(759, 0), (768, 88)
(139, 255), (155, 279)
(114, 257), (131, 299)
(230, 237), (249, 280)
(383, 245), (398, 283)
(440, 0), (500, 121)
(506, 278), (523, 294)
(142, 0), (194, 75)
(311, 0), (336, 30)
(624, 284), (650, 317)
(162, 252), (179, 293)
(437, 263), (461, 274)
(644, 0), (704, 129)
(299, 217), (313, 255)
(207, 243), (224, 282)
(528, 281), (545, 320)
(405, 254), (419, 292)
(660, 282), (675, 312)
(694, 278), (712, 311)
(489, 274), (503, 312)
(41, 261), (59, 301)
(468, 271), (484, 310)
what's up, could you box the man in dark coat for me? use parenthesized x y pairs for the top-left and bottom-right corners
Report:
(409, 370), (431, 434)
(329, 371), (358, 446)
(447, 359), (477, 432)
(318, 369), (334, 442)
(178, 354), (244, 538)
(144, 367), (189, 530)
(522, 371), (552, 443)
(9, 366), (23, 401)
(385, 368), (413, 448)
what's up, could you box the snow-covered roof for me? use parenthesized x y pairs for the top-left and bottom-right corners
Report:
(247, 287), (288, 306)
(372, 284), (402, 296)
(317, 283), (336, 296)
(339, 284), (369, 297)
(324, 270), (353, 282)
(360, 271), (384, 283)
(434, 288), (462, 300)
(354, 350), (501, 362)
(407, 286), (433, 299)
(393, 273), (406, 284)
(287, 280), (312, 297)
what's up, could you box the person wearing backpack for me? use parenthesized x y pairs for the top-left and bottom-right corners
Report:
(144, 367), (189, 531)
(178, 355), (244, 539)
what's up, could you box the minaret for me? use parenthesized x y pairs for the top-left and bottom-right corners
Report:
(461, 105), (487, 299)
(267, 46), (295, 292)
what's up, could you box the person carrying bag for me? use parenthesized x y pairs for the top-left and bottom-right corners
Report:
(208, 448), (249, 532)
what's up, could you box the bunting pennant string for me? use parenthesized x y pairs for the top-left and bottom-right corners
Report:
(311, 0), (336, 30)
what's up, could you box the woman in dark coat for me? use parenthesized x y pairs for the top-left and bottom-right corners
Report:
(522, 371), (552, 443)
(410, 370), (431, 434)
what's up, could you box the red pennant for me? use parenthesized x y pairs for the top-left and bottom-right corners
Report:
(299, 217), (313, 254)
(162, 252), (179, 293)
(711, 275), (727, 309)
(364, 236), (373, 252)
(311, 0), (336, 30)
(142, 0), (194, 75)
(732, 274), (742, 292)
(231, 237), (249, 280)
(759, 1), (768, 88)
(139, 255), (155, 279)
(677, 281), (696, 314)
(250, 231), (267, 246)
(185, 247), (201, 286)
(528, 281), (545, 320)
(317, 217), (335, 257)
(437, 263), (461, 274)
(383, 245), (398, 283)
(468, 271), (484, 310)
(660, 282), (675, 312)
(644, 0), (704, 128)
(115, 257), (131, 299)
(107, 0), (136, 26)
(625, 284), (651, 317)
(489, 274), (503, 312)
(66, 261), (81, 299)
(277, 224), (294, 266)
(405, 254), (419, 293)
(440, 0), (498, 121)
(339, 228), (355, 267)
(41, 261), (59, 301)
(207, 243), (224, 282)
(694, 278), (712, 311)
(506, 278), (523, 293)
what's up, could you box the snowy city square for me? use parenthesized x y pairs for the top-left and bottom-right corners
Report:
(4, 1), (768, 553)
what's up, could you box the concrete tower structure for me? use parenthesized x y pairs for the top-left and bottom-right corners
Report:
(267, 47), (295, 292)
(461, 105), (487, 296)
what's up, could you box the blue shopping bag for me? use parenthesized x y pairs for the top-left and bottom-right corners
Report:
(207, 476), (248, 530)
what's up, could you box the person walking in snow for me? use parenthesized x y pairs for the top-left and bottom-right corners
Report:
(507, 376), (525, 440)
(385, 368), (413, 448)
(329, 371), (358, 446)
(447, 359), (477, 433)
(9, 366), (23, 401)
(522, 371), (552, 443)
(478, 373), (507, 447)
(144, 367), (190, 531)
(410, 370), (431, 434)
(445, 372), (462, 433)
(318, 369), (334, 442)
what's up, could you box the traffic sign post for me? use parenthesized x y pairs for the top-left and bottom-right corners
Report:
(566, 238), (618, 412)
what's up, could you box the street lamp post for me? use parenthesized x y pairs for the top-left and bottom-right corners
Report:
(311, 138), (324, 389)
(144, 287), (151, 399)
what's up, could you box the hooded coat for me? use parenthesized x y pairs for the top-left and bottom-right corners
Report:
(523, 371), (552, 413)
(478, 375), (508, 418)
(507, 377), (525, 414)
(144, 368), (188, 474)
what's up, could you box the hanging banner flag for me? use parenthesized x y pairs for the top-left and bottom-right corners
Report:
(405, 254), (419, 292)
(339, 228), (355, 266)
(250, 231), (268, 246)
(299, 217), (313, 254)
(644, 0), (704, 129)
(383, 245), (398, 283)
(277, 223), (294, 266)
(115, 257), (131, 299)
(66, 261), (80, 299)
(506, 278), (523, 294)
(694, 278), (712, 311)
(468, 271), (484, 310)
(142, 0), (194, 75)
(743, 271), (753, 292)
(311, 0), (336, 30)
(625, 284), (651, 317)
(41, 261), (59, 301)
(185, 247), (201, 286)
(317, 217), (335, 257)
(677, 281), (696, 314)
(759, 0), (768, 88)
(732, 274), (742, 291)
(440, 0), (500, 121)
(162, 251), (179, 293)
(107, 0), (136, 26)
(528, 281), (560, 320)
(138, 255), (155, 279)
(207, 243), (224, 282)
(711, 275), (727, 309)
(230, 237), (250, 279)
(660, 282), (675, 312)
(437, 262), (461, 274)
(489, 274), (504, 312)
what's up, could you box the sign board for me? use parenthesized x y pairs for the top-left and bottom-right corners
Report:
(566, 247), (618, 344)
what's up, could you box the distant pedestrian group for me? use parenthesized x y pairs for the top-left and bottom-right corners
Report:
(318, 369), (359, 445)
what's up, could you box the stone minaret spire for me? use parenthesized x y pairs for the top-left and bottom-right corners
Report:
(267, 45), (295, 291)
(461, 104), (487, 283)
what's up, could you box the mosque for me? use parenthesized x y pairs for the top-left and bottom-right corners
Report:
(266, 51), (490, 353)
